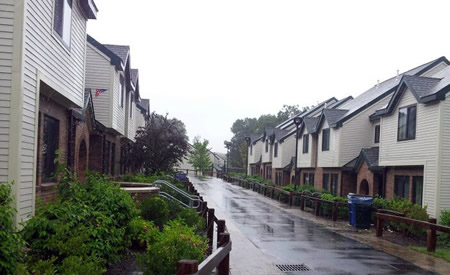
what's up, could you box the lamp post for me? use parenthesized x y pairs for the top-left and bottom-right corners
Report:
(293, 117), (303, 191)
(224, 141), (232, 174)
(245, 137), (251, 176)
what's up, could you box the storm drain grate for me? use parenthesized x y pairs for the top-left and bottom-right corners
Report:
(275, 264), (311, 272)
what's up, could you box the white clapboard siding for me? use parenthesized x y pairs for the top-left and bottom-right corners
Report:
(111, 70), (125, 135)
(248, 140), (262, 164)
(280, 135), (295, 168)
(272, 142), (281, 168)
(261, 139), (272, 163)
(421, 61), (448, 77)
(379, 89), (440, 215)
(298, 134), (313, 168)
(339, 96), (391, 166)
(439, 93), (450, 213)
(126, 93), (135, 141)
(0, 0), (13, 183)
(317, 120), (340, 167)
(135, 107), (146, 132)
(86, 44), (111, 127)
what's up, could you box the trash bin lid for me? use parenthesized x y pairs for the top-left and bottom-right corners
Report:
(347, 193), (374, 204)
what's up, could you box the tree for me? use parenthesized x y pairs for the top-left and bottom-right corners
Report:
(277, 104), (304, 121)
(130, 112), (189, 174)
(188, 137), (213, 175)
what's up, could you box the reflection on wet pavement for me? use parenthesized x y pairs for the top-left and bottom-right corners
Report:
(192, 176), (436, 275)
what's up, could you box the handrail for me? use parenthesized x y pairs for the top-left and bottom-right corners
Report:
(154, 180), (202, 209)
(159, 192), (190, 209)
(177, 180), (231, 275)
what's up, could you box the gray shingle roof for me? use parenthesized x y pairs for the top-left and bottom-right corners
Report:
(343, 147), (380, 171)
(322, 109), (349, 127)
(363, 147), (379, 167)
(131, 69), (139, 86)
(333, 56), (449, 126)
(273, 128), (290, 141)
(103, 44), (130, 64)
(137, 98), (150, 114)
(304, 117), (320, 133)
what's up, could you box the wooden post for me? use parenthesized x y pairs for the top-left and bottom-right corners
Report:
(332, 201), (338, 221)
(427, 218), (437, 252)
(217, 220), (225, 244)
(207, 208), (215, 249)
(202, 202), (208, 219)
(177, 260), (198, 275)
(376, 215), (383, 237)
(300, 194), (305, 211)
(218, 233), (230, 275)
(314, 199), (321, 216)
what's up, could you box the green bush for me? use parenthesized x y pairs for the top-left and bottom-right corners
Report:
(320, 193), (349, 218)
(141, 197), (170, 228)
(176, 208), (206, 233)
(21, 177), (138, 270)
(137, 220), (208, 275)
(0, 183), (25, 275)
(438, 210), (450, 246)
(127, 217), (160, 249)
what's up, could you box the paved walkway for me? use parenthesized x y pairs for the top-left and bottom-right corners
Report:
(191, 176), (443, 275)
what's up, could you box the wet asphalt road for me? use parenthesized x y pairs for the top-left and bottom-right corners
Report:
(191, 176), (434, 275)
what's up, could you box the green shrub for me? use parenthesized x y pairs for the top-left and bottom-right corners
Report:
(137, 220), (208, 275)
(438, 210), (450, 246)
(127, 217), (160, 248)
(0, 182), (25, 275)
(176, 208), (206, 233)
(141, 197), (170, 228)
(21, 178), (138, 270)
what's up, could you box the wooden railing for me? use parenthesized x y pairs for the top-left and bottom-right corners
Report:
(376, 212), (450, 252)
(178, 181), (232, 275)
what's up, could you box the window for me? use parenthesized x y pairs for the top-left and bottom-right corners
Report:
(274, 143), (278, 157)
(398, 105), (416, 141)
(43, 115), (60, 182)
(374, 125), (380, 144)
(413, 176), (423, 206)
(53, 0), (72, 47)
(250, 145), (253, 156)
(119, 75), (125, 107)
(303, 173), (315, 186)
(322, 174), (330, 191)
(265, 140), (268, 153)
(330, 174), (338, 196)
(275, 172), (283, 185)
(322, 129), (330, 151)
(302, 134), (309, 154)
(130, 93), (134, 118)
(111, 143), (116, 176)
(104, 141), (111, 175)
(394, 176), (410, 199)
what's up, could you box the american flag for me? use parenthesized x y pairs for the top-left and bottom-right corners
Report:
(95, 88), (107, 97)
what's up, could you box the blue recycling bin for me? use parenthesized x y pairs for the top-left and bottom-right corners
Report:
(347, 194), (373, 229)
(175, 173), (188, 182)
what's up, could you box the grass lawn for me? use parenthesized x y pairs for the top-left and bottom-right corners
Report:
(410, 246), (450, 262)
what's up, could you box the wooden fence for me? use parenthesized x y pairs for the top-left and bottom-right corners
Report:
(225, 176), (348, 221)
(376, 212), (450, 252)
(177, 181), (232, 275)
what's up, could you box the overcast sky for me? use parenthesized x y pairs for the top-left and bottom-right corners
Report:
(88, 0), (450, 153)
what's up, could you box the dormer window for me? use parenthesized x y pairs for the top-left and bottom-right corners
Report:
(374, 125), (380, 144)
(398, 105), (416, 141)
(274, 143), (278, 157)
(250, 145), (253, 156)
(119, 75), (125, 107)
(130, 93), (134, 118)
(265, 140), (268, 153)
(302, 134), (309, 154)
(322, 129), (330, 151)
(53, 0), (72, 47)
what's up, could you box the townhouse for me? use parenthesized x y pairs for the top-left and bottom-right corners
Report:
(0, 0), (98, 225)
(300, 57), (448, 203)
(85, 35), (149, 176)
(0, 0), (151, 225)
(245, 56), (450, 218)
